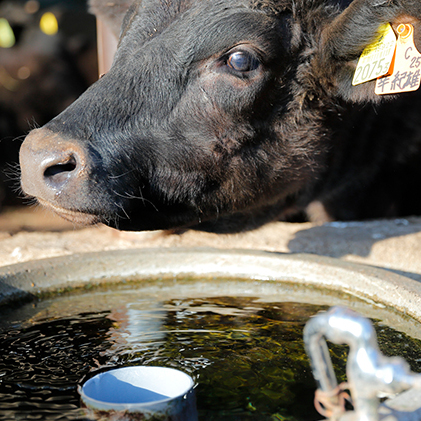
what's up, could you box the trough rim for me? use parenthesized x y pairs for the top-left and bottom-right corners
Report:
(0, 247), (421, 322)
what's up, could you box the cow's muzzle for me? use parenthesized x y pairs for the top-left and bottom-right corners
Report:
(19, 128), (97, 224)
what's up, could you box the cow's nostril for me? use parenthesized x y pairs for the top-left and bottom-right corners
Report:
(43, 157), (78, 189)
(44, 160), (77, 178)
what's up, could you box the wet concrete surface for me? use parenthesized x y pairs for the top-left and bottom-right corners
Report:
(1, 206), (421, 282)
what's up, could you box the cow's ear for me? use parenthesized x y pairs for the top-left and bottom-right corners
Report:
(89, 0), (134, 39)
(310, 0), (421, 103)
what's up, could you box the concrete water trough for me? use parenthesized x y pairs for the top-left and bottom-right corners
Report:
(1, 247), (421, 419)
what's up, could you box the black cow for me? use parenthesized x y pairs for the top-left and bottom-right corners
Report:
(19, 0), (421, 232)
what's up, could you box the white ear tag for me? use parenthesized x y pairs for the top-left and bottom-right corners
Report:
(375, 23), (421, 95)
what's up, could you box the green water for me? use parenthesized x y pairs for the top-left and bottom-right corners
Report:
(0, 281), (421, 420)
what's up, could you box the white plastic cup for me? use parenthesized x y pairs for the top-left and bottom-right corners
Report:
(79, 366), (198, 420)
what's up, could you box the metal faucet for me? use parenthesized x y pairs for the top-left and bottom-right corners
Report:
(303, 306), (421, 421)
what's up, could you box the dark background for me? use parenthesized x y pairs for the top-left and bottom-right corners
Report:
(0, 0), (98, 210)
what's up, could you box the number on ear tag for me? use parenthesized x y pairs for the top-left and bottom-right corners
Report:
(352, 23), (397, 86)
(375, 24), (421, 95)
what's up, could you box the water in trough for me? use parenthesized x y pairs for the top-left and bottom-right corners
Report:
(0, 277), (421, 420)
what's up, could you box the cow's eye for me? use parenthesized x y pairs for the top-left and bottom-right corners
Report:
(227, 51), (260, 72)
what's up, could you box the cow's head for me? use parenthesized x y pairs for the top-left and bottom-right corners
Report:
(19, 0), (421, 231)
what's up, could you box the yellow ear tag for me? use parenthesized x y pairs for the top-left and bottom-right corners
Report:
(352, 23), (397, 86)
(375, 23), (421, 95)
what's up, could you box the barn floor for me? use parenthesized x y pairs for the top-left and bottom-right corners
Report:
(1, 206), (421, 282)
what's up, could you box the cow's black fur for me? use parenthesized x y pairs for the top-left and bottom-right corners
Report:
(19, 0), (421, 232)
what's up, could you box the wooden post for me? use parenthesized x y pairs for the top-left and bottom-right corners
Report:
(96, 18), (118, 77)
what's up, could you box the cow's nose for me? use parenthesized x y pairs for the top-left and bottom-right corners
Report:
(19, 128), (87, 203)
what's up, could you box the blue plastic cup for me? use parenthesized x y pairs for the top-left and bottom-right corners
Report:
(79, 366), (198, 420)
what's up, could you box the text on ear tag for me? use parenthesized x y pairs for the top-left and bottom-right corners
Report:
(375, 23), (421, 95)
(352, 23), (397, 86)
